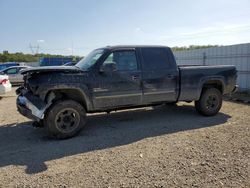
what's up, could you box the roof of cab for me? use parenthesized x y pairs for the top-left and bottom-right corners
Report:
(99, 45), (170, 50)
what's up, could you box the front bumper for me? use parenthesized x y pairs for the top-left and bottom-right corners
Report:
(17, 100), (40, 121)
(16, 88), (47, 121)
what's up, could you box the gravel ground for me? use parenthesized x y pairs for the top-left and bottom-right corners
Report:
(0, 89), (249, 187)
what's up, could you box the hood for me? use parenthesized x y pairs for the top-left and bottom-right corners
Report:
(21, 66), (84, 75)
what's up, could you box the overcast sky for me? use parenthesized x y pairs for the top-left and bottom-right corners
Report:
(0, 0), (250, 55)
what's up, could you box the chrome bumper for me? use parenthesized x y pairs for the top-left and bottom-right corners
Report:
(16, 86), (56, 121)
(17, 95), (46, 120)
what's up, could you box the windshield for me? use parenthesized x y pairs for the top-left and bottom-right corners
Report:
(76, 49), (104, 70)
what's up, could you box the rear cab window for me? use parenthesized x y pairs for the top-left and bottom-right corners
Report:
(140, 47), (176, 71)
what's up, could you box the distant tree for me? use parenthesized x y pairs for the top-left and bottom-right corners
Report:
(0, 54), (7, 62)
(0, 51), (83, 63)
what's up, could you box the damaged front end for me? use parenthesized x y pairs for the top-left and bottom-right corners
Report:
(16, 65), (83, 121)
(16, 86), (54, 121)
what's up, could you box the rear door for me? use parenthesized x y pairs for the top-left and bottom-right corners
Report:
(92, 49), (142, 109)
(140, 47), (178, 103)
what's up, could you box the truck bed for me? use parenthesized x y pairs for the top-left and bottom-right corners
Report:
(178, 65), (237, 101)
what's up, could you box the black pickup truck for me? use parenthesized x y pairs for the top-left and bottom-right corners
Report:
(16, 46), (238, 139)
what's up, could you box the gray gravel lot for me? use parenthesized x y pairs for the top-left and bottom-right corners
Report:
(0, 89), (249, 187)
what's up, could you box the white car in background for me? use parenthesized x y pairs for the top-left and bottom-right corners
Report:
(0, 66), (30, 85)
(0, 75), (12, 95)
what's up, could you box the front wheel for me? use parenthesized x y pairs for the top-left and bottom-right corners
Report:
(195, 88), (222, 116)
(44, 100), (86, 139)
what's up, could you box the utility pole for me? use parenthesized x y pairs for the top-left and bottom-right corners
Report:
(36, 44), (40, 54)
(71, 40), (74, 56)
(29, 43), (40, 55)
(29, 43), (34, 54)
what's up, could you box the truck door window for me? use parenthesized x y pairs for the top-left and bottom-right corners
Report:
(103, 51), (138, 71)
(141, 48), (170, 70)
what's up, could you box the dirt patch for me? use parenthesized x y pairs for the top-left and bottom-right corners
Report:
(0, 89), (249, 187)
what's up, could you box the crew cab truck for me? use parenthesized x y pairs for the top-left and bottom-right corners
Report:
(16, 46), (238, 139)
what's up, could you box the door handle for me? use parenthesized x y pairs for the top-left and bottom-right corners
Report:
(131, 75), (139, 80)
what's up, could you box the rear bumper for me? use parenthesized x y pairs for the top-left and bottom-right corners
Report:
(0, 84), (12, 95)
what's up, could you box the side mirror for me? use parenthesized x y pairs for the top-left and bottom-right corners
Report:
(100, 62), (117, 73)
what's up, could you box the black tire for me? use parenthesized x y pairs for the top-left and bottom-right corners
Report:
(44, 100), (86, 139)
(195, 88), (222, 116)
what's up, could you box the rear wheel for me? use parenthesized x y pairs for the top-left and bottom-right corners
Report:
(44, 100), (86, 139)
(195, 88), (222, 116)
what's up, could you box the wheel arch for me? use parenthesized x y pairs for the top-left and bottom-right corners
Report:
(202, 80), (224, 93)
(44, 87), (92, 112)
(198, 78), (225, 100)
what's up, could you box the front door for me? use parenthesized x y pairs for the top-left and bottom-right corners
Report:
(92, 50), (142, 109)
(4, 67), (18, 83)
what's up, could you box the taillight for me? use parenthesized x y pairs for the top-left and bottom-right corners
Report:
(0, 79), (8, 85)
